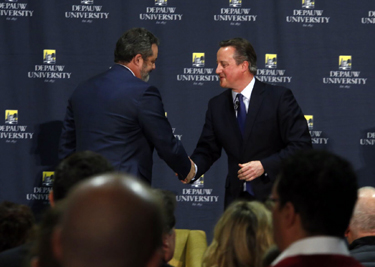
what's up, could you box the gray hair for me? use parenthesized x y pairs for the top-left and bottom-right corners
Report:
(114, 28), (159, 63)
(350, 186), (375, 233)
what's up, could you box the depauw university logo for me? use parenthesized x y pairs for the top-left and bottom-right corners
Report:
(43, 50), (56, 64)
(42, 172), (54, 186)
(339, 55), (352, 70)
(155, 0), (167, 6)
(192, 53), (205, 67)
(192, 175), (204, 188)
(229, 0), (242, 8)
(302, 0), (315, 9)
(81, 0), (93, 4)
(304, 115), (313, 130)
(5, 110), (18, 125)
(265, 54), (277, 69)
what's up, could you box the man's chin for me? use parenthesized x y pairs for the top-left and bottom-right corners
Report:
(219, 81), (226, 88)
(142, 74), (150, 82)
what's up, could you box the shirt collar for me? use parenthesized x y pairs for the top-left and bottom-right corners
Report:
(231, 77), (255, 102)
(271, 236), (350, 266)
(116, 63), (135, 77)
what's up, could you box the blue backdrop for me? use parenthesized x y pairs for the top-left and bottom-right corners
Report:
(1, 0), (375, 242)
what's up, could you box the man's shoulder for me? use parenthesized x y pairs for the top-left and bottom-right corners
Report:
(255, 79), (291, 95)
(273, 254), (363, 267)
(75, 65), (151, 93)
(350, 240), (375, 265)
(208, 88), (231, 103)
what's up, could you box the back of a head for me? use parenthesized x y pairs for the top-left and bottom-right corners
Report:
(155, 189), (176, 234)
(350, 186), (375, 236)
(53, 150), (114, 202)
(0, 201), (35, 253)
(32, 203), (64, 267)
(203, 201), (273, 267)
(56, 173), (164, 267)
(277, 149), (358, 238)
(154, 189), (177, 263)
(114, 27), (159, 63)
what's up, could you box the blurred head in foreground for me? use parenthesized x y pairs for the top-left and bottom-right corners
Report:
(53, 173), (164, 267)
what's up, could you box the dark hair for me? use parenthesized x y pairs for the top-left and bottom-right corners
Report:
(53, 151), (114, 201)
(276, 150), (358, 237)
(31, 203), (65, 267)
(114, 28), (159, 63)
(156, 190), (176, 233)
(219, 37), (257, 75)
(0, 201), (35, 252)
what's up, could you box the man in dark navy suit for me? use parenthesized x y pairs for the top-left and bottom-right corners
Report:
(188, 38), (312, 207)
(59, 28), (195, 183)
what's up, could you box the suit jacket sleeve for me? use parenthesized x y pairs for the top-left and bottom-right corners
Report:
(138, 86), (191, 179)
(260, 88), (312, 177)
(58, 98), (76, 161)
(190, 99), (222, 178)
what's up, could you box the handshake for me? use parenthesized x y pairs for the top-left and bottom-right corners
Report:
(178, 158), (196, 184)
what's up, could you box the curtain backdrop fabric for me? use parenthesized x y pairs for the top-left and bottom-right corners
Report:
(1, 0), (374, 242)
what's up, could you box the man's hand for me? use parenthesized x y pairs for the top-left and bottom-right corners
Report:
(181, 158), (196, 184)
(238, 160), (264, 181)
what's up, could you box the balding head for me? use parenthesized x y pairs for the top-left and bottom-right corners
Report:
(347, 186), (375, 244)
(53, 173), (163, 267)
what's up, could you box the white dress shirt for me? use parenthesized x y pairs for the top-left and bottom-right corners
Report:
(271, 236), (350, 266)
(231, 77), (255, 114)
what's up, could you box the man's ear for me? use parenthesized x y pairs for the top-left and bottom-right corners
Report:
(132, 54), (144, 68)
(345, 226), (350, 237)
(52, 226), (63, 263)
(345, 226), (355, 244)
(162, 233), (169, 249)
(242, 61), (249, 72)
(161, 233), (170, 261)
(49, 190), (55, 207)
(282, 202), (298, 229)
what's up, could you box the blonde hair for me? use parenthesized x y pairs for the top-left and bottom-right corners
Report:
(203, 201), (273, 267)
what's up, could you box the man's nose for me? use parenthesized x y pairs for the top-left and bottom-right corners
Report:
(216, 65), (222, 74)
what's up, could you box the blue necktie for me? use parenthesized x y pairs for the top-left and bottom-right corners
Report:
(236, 94), (246, 136)
(236, 94), (254, 195)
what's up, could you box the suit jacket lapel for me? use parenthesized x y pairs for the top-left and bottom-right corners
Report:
(243, 80), (265, 146)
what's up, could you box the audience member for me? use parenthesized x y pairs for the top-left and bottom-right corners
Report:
(203, 201), (273, 267)
(270, 150), (362, 267)
(0, 201), (35, 267)
(29, 151), (114, 267)
(155, 190), (177, 267)
(50, 150), (114, 204)
(0, 151), (114, 267)
(52, 173), (164, 267)
(30, 203), (64, 267)
(0, 201), (35, 253)
(346, 186), (375, 267)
